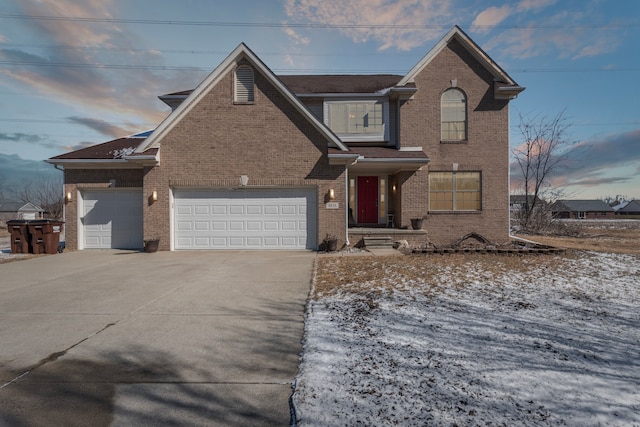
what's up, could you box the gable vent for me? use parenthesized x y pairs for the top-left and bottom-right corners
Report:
(235, 65), (254, 103)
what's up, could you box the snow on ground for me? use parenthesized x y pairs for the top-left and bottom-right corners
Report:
(293, 252), (640, 426)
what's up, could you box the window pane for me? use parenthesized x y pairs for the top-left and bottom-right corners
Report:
(329, 103), (348, 133)
(441, 89), (466, 140)
(328, 101), (384, 135)
(456, 172), (480, 191)
(429, 172), (453, 191)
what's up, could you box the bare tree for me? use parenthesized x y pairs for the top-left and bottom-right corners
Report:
(511, 109), (577, 232)
(12, 174), (64, 220)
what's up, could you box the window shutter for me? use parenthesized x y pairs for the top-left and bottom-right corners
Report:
(235, 66), (254, 102)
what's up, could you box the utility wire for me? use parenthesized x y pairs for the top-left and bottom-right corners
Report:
(0, 59), (637, 74)
(0, 13), (637, 29)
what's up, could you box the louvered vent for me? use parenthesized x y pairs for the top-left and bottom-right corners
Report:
(235, 65), (254, 103)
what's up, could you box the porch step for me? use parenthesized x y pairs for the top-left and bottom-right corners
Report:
(363, 236), (394, 249)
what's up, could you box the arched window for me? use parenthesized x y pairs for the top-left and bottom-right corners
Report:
(441, 88), (466, 141)
(235, 65), (254, 103)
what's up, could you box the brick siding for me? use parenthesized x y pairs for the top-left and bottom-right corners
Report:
(143, 59), (346, 250)
(398, 38), (512, 246)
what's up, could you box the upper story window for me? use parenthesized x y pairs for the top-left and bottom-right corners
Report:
(441, 88), (467, 141)
(324, 99), (388, 142)
(235, 65), (254, 103)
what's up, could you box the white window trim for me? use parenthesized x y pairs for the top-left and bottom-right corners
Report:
(323, 98), (389, 142)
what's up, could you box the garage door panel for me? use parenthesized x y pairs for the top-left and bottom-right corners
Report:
(194, 221), (209, 231)
(194, 205), (209, 215)
(174, 189), (316, 250)
(212, 221), (226, 231)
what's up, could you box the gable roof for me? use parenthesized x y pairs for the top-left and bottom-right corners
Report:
(161, 75), (406, 100)
(279, 75), (403, 95)
(46, 133), (158, 167)
(398, 25), (524, 99)
(552, 200), (614, 212)
(0, 200), (44, 213)
(136, 43), (349, 154)
(618, 200), (640, 213)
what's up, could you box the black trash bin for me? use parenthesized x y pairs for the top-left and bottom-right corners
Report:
(6, 219), (31, 254)
(28, 220), (64, 255)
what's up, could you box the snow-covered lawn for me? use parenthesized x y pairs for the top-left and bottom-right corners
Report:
(293, 251), (640, 426)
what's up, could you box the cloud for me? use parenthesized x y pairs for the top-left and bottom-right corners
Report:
(283, 27), (311, 46)
(0, 132), (45, 144)
(516, 0), (557, 12)
(0, 153), (60, 189)
(284, 0), (453, 51)
(471, 5), (512, 33)
(0, 0), (201, 128)
(0, 132), (62, 151)
(66, 117), (131, 138)
(511, 128), (640, 192)
(482, 6), (623, 61)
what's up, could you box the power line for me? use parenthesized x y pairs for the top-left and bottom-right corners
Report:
(0, 43), (415, 58)
(0, 118), (157, 126)
(1, 59), (638, 74)
(0, 13), (637, 30)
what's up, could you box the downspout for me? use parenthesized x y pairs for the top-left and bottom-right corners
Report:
(345, 167), (350, 246)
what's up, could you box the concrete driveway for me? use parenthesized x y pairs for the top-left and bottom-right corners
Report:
(0, 250), (314, 426)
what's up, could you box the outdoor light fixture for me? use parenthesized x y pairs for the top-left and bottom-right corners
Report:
(328, 188), (335, 201)
(240, 175), (249, 186)
(66, 192), (72, 202)
(151, 191), (158, 202)
(392, 185), (397, 191)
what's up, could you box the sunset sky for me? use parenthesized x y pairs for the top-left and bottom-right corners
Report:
(1, 0), (638, 199)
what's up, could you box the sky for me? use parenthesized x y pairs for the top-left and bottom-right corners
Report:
(0, 0), (638, 200)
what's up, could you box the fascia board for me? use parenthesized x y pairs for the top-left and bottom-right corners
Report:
(357, 158), (430, 165)
(44, 159), (143, 169)
(398, 26), (518, 87)
(297, 93), (390, 98)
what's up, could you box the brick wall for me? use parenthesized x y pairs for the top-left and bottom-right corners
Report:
(144, 58), (346, 250)
(399, 38), (512, 246)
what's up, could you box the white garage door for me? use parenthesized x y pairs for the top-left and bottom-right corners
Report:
(174, 188), (317, 250)
(81, 189), (143, 249)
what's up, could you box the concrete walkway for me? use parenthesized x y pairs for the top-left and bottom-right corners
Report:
(0, 250), (314, 426)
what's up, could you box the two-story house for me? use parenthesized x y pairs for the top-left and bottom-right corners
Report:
(46, 26), (523, 251)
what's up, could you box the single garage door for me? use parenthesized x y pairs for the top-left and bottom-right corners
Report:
(81, 189), (143, 249)
(174, 188), (317, 250)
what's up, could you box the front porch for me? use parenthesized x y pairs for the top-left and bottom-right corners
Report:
(348, 227), (427, 249)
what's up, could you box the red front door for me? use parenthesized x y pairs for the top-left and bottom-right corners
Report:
(357, 176), (378, 224)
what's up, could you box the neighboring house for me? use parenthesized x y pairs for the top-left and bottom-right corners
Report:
(0, 200), (45, 221)
(550, 200), (615, 220)
(610, 200), (630, 213)
(46, 26), (524, 251)
(509, 195), (546, 221)
(616, 200), (640, 216)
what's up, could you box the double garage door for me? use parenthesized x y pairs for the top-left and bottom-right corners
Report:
(174, 188), (317, 250)
(81, 189), (143, 249)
